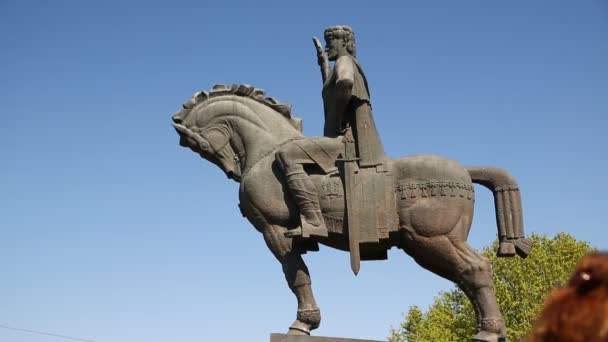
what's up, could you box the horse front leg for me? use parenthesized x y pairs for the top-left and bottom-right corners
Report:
(263, 224), (321, 335)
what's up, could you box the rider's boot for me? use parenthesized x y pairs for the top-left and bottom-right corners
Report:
(282, 168), (328, 238)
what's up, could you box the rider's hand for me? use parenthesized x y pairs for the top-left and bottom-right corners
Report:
(313, 37), (327, 65)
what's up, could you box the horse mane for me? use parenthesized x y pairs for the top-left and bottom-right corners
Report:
(182, 84), (302, 132)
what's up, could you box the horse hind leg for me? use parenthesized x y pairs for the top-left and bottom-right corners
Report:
(453, 241), (506, 342)
(263, 224), (321, 335)
(400, 222), (506, 342)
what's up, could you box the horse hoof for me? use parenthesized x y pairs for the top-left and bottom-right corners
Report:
(471, 331), (505, 342)
(288, 320), (310, 336)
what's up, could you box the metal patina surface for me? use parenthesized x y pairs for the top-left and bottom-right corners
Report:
(171, 26), (532, 342)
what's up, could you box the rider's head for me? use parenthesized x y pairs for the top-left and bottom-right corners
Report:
(324, 25), (356, 61)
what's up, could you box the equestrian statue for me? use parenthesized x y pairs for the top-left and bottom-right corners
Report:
(171, 26), (532, 342)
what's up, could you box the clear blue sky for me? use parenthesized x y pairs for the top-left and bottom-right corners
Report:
(1, 1), (607, 341)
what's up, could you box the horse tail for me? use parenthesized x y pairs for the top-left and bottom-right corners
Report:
(467, 167), (533, 258)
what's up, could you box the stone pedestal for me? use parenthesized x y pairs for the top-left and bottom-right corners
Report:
(270, 333), (385, 342)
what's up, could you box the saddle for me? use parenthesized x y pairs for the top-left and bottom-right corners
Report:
(293, 135), (398, 271)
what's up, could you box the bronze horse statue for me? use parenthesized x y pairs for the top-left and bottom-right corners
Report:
(172, 84), (532, 342)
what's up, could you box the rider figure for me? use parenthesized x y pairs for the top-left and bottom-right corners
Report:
(275, 25), (385, 237)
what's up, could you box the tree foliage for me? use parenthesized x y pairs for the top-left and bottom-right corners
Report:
(388, 233), (593, 342)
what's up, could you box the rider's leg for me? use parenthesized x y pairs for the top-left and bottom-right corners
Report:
(275, 144), (327, 237)
(284, 165), (325, 228)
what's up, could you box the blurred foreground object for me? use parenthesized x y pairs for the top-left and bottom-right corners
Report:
(525, 252), (608, 342)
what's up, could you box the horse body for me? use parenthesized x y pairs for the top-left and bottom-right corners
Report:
(241, 152), (476, 248)
(173, 85), (530, 342)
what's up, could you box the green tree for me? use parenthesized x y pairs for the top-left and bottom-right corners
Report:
(389, 233), (593, 342)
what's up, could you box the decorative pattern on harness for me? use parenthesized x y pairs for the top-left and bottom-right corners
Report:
(321, 214), (344, 234)
(320, 177), (343, 201)
(396, 181), (474, 200)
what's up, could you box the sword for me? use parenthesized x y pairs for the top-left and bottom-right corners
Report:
(343, 129), (361, 275)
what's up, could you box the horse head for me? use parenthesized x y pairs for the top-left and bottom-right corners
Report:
(172, 84), (303, 182)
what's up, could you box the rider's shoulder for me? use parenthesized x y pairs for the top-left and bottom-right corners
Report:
(335, 55), (355, 68)
(335, 56), (355, 78)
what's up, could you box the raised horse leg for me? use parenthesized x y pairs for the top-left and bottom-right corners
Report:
(400, 221), (506, 342)
(263, 224), (321, 335)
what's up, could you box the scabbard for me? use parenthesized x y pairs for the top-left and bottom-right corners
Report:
(343, 136), (360, 275)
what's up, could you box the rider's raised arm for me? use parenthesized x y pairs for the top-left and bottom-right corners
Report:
(333, 55), (355, 120)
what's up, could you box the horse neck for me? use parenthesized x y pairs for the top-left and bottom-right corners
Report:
(207, 96), (303, 172)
